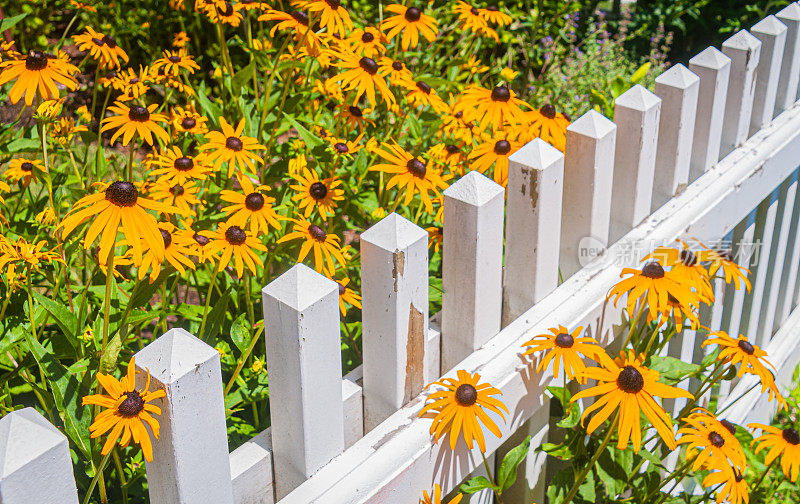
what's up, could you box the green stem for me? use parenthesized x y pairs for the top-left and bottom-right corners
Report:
(101, 249), (115, 361)
(621, 302), (646, 350)
(224, 326), (264, 395)
(480, 451), (505, 504)
(82, 450), (113, 504)
(560, 412), (620, 504)
(112, 447), (129, 504)
(198, 266), (220, 340)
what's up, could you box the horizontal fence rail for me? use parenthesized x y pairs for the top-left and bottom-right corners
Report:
(5, 5), (800, 504)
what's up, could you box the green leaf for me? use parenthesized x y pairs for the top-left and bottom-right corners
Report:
(460, 476), (497, 494)
(630, 62), (652, 85)
(7, 138), (40, 152)
(129, 270), (171, 310)
(202, 287), (232, 341)
(100, 333), (123, 373)
(578, 466), (596, 501)
(497, 435), (531, 491)
(649, 355), (700, 382)
(0, 13), (27, 33)
(230, 313), (250, 353)
(197, 87), (223, 127)
(32, 293), (78, 350)
(546, 467), (573, 504)
(610, 76), (628, 99)
(231, 60), (256, 96)
(557, 398), (581, 429)
(282, 113), (323, 149)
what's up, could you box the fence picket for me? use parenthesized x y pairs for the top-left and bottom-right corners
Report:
(688, 47), (731, 179)
(777, 3), (800, 113)
(501, 138), (564, 326)
(261, 264), (344, 498)
(652, 64), (699, 211)
(610, 84), (662, 241)
(721, 30), (762, 156)
(134, 328), (234, 504)
(0, 408), (79, 504)
(750, 15), (788, 133)
(231, 430), (274, 504)
(441, 171), (505, 372)
(360, 213), (430, 431)
(776, 170), (800, 325)
(561, 110), (617, 278)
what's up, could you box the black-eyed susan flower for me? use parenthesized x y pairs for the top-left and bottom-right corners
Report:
(456, 84), (528, 131)
(427, 143), (468, 174)
(702, 467), (749, 504)
(338, 104), (374, 130)
(369, 141), (449, 213)
(172, 31), (190, 48)
(706, 248), (751, 292)
(381, 4), (439, 51)
(289, 167), (345, 220)
(333, 276), (362, 316)
(204, 1), (245, 26)
(649, 293), (700, 332)
(750, 423), (800, 481)
(50, 117), (88, 147)
(60, 181), (169, 266)
(293, 0), (353, 37)
(421, 484), (463, 504)
(259, 9), (321, 52)
(607, 260), (700, 321)
(572, 350), (692, 451)
(101, 101), (170, 146)
(453, 1), (497, 40)
(149, 146), (210, 184)
(136, 222), (196, 283)
(277, 217), (347, 273)
(82, 359), (165, 462)
(0, 50), (79, 106)
(478, 5), (512, 26)
(378, 57), (412, 83)
(34, 98), (63, 121)
(181, 218), (214, 264)
(519, 104), (571, 152)
(171, 105), (208, 135)
(4, 158), (45, 187)
(199, 118), (265, 177)
(327, 135), (364, 158)
(402, 79), (448, 113)
(426, 225), (443, 254)
(152, 49), (200, 76)
(522, 325), (603, 382)
(348, 27), (387, 58)
(645, 244), (714, 303)
(149, 180), (202, 217)
(201, 222), (267, 277)
(74, 27), (129, 69)
(702, 331), (786, 409)
(678, 410), (746, 472)
(469, 134), (521, 186)
(220, 176), (281, 236)
(0, 236), (63, 273)
(107, 66), (150, 100)
(329, 51), (394, 106)
(419, 370), (507, 452)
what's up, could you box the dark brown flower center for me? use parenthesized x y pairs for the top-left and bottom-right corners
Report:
(308, 224), (327, 241)
(392, 61), (403, 70)
(218, 3), (234, 16)
(445, 144), (460, 155)
(470, 7), (479, 15)
(708, 431), (725, 447)
(359, 57), (378, 75)
(416, 81), (431, 94)
(105, 181), (138, 207)
(667, 293), (680, 305)
(128, 105), (150, 122)
(717, 249), (733, 261)
(487, 5), (499, 11)
(291, 10), (309, 25)
(734, 471), (744, 482)
(491, 86), (510, 102)
(454, 111), (463, 119)
(679, 249), (697, 266)
(160, 229), (173, 248)
(225, 225), (247, 245)
(361, 31), (374, 43)
(117, 390), (145, 417)
(174, 156), (194, 171)
(455, 383), (478, 406)
(338, 281), (346, 295)
(540, 104), (556, 119)
(720, 419), (737, 435)
(737, 339), (754, 355)
(494, 140), (511, 155)
(406, 158), (426, 178)
(554, 332), (574, 348)
(226, 136), (244, 151)
(405, 6), (421, 21)
(617, 366), (644, 393)
(309, 181), (329, 199)
(181, 117), (197, 129)
(193, 232), (210, 246)
(102, 34), (117, 48)
(168, 55), (181, 63)
(326, 0), (341, 7)
(245, 192), (265, 211)
(129, 77), (140, 84)
(92, 37), (105, 46)
(348, 105), (363, 117)
(21, 162), (34, 172)
(641, 261), (665, 279)
(784, 428), (800, 445)
(169, 184), (185, 196)
(334, 142), (349, 153)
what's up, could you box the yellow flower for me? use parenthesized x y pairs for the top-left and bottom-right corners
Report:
(220, 176), (282, 236)
(50, 117), (88, 146)
(201, 222), (267, 278)
(421, 484), (463, 504)
(329, 50), (395, 107)
(199, 117), (265, 177)
(0, 50), (79, 106)
(456, 84), (528, 132)
(289, 167), (345, 221)
(518, 104), (571, 152)
(749, 423), (800, 481)
(381, 4), (439, 51)
(100, 101), (169, 146)
(4, 158), (45, 187)
(251, 357), (266, 374)
(35, 99), (63, 120)
(500, 68), (518, 81)
(607, 260), (700, 321)
(522, 325), (603, 382)
(73, 27), (129, 69)
(369, 141), (449, 213)
(137, 222), (196, 283)
(277, 217), (348, 274)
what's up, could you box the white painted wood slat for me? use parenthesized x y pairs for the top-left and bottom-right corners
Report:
(775, 3), (800, 113)
(688, 47), (731, 179)
(749, 15), (788, 133)
(721, 30), (762, 156)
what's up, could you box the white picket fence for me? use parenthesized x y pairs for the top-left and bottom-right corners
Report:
(6, 5), (800, 504)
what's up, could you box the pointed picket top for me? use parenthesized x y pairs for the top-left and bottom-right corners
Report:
(615, 84), (662, 111)
(752, 14), (789, 36)
(567, 109), (616, 138)
(262, 263), (338, 313)
(0, 408), (67, 477)
(135, 328), (218, 383)
(360, 212), (427, 251)
(510, 137), (563, 171)
(689, 46), (732, 70)
(443, 170), (504, 207)
(778, 1), (800, 20)
(655, 63), (699, 89)
(723, 29), (762, 55)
